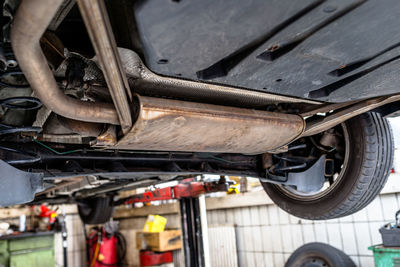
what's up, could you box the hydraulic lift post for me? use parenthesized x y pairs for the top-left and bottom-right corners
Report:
(114, 177), (230, 267)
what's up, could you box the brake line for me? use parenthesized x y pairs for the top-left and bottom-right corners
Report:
(33, 139), (82, 155)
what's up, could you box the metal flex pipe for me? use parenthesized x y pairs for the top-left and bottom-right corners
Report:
(11, 0), (119, 125)
(118, 48), (320, 108)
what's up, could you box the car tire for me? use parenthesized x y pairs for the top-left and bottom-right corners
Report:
(77, 196), (114, 224)
(262, 112), (393, 220)
(285, 242), (355, 267)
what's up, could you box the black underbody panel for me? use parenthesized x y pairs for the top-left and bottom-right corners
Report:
(134, 0), (400, 103)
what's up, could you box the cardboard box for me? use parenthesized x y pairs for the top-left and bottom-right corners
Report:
(136, 230), (182, 252)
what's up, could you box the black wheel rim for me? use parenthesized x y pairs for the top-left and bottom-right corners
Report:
(274, 123), (350, 201)
(300, 257), (330, 267)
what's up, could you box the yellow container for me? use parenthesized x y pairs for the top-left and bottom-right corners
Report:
(143, 214), (167, 232)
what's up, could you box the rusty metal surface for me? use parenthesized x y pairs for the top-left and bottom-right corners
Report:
(92, 125), (117, 146)
(302, 95), (400, 137)
(38, 134), (85, 144)
(114, 95), (305, 154)
(57, 116), (104, 137)
(11, 0), (119, 125)
(40, 31), (65, 70)
(78, 0), (133, 133)
(118, 48), (321, 108)
(36, 176), (84, 196)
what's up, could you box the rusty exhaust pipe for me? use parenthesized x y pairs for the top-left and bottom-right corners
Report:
(113, 95), (305, 154)
(11, 0), (119, 125)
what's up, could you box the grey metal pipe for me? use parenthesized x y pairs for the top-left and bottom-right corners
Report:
(77, 0), (132, 133)
(119, 48), (320, 108)
(11, 0), (119, 125)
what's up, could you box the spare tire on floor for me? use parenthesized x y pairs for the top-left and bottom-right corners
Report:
(285, 242), (355, 267)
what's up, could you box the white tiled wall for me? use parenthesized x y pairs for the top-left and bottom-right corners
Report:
(54, 214), (86, 267)
(208, 225), (238, 267)
(206, 191), (400, 267)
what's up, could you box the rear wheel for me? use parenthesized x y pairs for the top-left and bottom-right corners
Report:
(77, 196), (114, 224)
(262, 112), (393, 220)
(285, 242), (355, 267)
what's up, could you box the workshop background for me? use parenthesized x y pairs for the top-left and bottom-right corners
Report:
(51, 178), (400, 267)
(1, 117), (400, 267)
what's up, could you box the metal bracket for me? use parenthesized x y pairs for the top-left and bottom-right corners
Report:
(0, 160), (43, 206)
(77, 0), (133, 133)
(302, 95), (400, 137)
(261, 155), (326, 193)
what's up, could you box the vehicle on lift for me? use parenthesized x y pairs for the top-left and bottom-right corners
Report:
(0, 0), (398, 223)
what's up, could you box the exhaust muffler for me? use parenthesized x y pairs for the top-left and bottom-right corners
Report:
(114, 95), (305, 154)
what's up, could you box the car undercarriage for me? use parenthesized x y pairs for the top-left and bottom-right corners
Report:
(0, 0), (399, 220)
